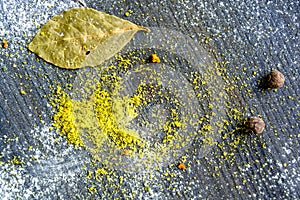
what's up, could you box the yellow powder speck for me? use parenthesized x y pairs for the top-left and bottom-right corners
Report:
(88, 187), (97, 194)
(124, 11), (130, 17)
(95, 168), (107, 175)
(124, 10), (133, 17)
(20, 89), (26, 95)
(11, 156), (25, 165)
(86, 170), (93, 179)
(283, 163), (287, 167)
(119, 176), (124, 184)
(95, 168), (107, 182)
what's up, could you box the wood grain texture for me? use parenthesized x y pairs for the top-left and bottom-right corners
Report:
(0, 0), (299, 199)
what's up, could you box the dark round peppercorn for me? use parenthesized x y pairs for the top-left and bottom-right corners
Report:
(247, 117), (265, 134)
(268, 70), (285, 88)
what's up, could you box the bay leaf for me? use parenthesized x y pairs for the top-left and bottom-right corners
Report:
(28, 8), (150, 69)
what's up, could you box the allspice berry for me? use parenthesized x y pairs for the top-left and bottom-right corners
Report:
(247, 117), (265, 134)
(268, 70), (285, 88)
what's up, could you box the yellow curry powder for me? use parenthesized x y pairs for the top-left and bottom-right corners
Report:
(52, 86), (83, 146)
(52, 83), (145, 152)
(50, 55), (227, 173)
(92, 84), (143, 150)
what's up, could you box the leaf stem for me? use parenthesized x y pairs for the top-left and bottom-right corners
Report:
(138, 26), (151, 33)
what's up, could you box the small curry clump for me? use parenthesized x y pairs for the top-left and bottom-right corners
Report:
(178, 163), (186, 170)
(150, 54), (161, 63)
(2, 40), (8, 49)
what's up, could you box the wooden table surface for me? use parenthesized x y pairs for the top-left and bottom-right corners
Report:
(0, 0), (299, 199)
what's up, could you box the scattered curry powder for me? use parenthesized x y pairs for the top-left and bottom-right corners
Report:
(51, 83), (144, 153)
(88, 187), (97, 194)
(50, 54), (228, 174)
(93, 85), (143, 150)
(11, 156), (25, 165)
(51, 86), (83, 146)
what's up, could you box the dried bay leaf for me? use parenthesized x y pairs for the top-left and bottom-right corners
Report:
(28, 8), (150, 69)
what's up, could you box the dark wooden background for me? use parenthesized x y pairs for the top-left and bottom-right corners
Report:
(0, 0), (299, 199)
